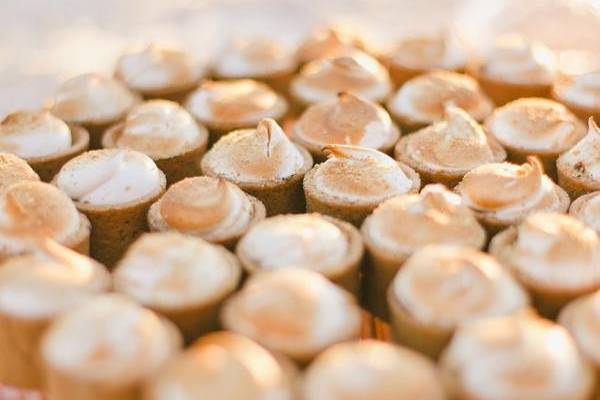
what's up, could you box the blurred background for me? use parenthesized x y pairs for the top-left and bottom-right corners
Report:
(2, 0), (600, 115)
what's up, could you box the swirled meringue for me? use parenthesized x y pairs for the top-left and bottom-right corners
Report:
(296, 25), (365, 64)
(389, 34), (467, 71)
(557, 118), (600, 183)
(559, 290), (600, 366)
(570, 191), (600, 233)
(554, 70), (600, 109)
(0, 152), (39, 192)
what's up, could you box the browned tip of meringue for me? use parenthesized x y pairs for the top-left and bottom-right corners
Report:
(332, 56), (362, 71)
(256, 118), (276, 157)
(588, 117), (600, 135)
(322, 144), (345, 159)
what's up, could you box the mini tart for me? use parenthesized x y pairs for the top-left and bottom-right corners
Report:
(114, 232), (241, 342)
(291, 92), (400, 162)
(115, 43), (203, 101)
(102, 100), (208, 185)
(0, 152), (39, 192)
(296, 25), (367, 65)
(290, 51), (391, 110)
(361, 184), (487, 319)
(185, 79), (289, 144)
(144, 331), (297, 400)
(439, 313), (595, 400)
(388, 245), (529, 359)
(569, 191), (600, 234)
(201, 119), (313, 216)
(384, 34), (468, 87)
(552, 70), (600, 121)
(302, 340), (446, 400)
(148, 176), (266, 249)
(221, 268), (362, 365)
(490, 212), (600, 318)
(386, 70), (494, 132)
(235, 213), (363, 295)
(395, 104), (506, 186)
(471, 35), (556, 106)
(455, 157), (570, 234)
(0, 240), (109, 389)
(484, 98), (586, 177)
(557, 119), (600, 199)
(50, 73), (141, 149)
(41, 294), (182, 400)
(54, 149), (166, 267)
(0, 181), (91, 259)
(303, 145), (420, 227)
(212, 38), (298, 94)
(0, 110), (89, 182)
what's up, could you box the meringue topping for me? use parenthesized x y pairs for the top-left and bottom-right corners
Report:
(237, 214), (349, 274)
(401, 104), (497, 172)
(555, 70), (600, 109)
(571, 192), (600, 233)
(303, 340), (446, 400)
(114, 100), (207, 159)
(185, 79), (287, 127)
(114, 232), (240, 309)
(390, 34), (466, 71)
(115, 43), (202, 93)
(559, 291), (600, 365)
(296, 25), (364, 64)
(388, 70), (494, 124)
(440, 314), (595, 400)
(558, 118), (600, 183)
(201, 119), (305, 184)
(293, 92), (396, 150)
(312, 145), (414, 204)
(51, 73), (139, 125)
(0, 110), (71, 159)
(146, 332), (295, 400)
(222, 268), (362, 359)
(486, 98), (586, 152)
(42, 294), (180, 383)
(56, 149), (163, 207)
(0, 152), (39, 192)
(363, 184), (485, 254)
(291, 52), (391, 104)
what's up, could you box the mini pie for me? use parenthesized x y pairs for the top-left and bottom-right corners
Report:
(291, 92), (400, 162)
(455, 157), (570, 233)
(201, 118), (313, 215)
(471, 35), (556, 106)
(0, 110), (89, 181)
(490, 212), (600, 318)
(569, 191), (600, 234)
(290, 51), (392, 110)
(115, 43), (204, 102)
(384, 34), (468, 87)
(144, 331), (297, 400)
(41, 294), (181, 400)
(386, 70), (494, 132)
(361, 184), (487, 319)
(114, 232), (241, 342)
(296, 24), (367, 65)
(484, 97), (586, 177)
(302, 340), (446, 400)
(0, 181), (91, 259)
(0, 152), (39, 192)
(185, 79), (289, 143)
(557, 118), (600, 199)
(303, 145), (420, 226)
(552, 70), (600, 121)
(102, 100), (209, 184)
(439, 313), (595, 400)
(395, 104), (506, 186)
(148, 176), (266, 249)
(54, 149), (166, 266)
(0, 240), (109, 390)
(50, 73), (141, 149)
(221, 267), (362, 365)
(235, 213), (363, 295)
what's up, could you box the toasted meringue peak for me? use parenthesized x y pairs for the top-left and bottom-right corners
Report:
(388, 70), (494, 124)
(114, 232), (240, 310)
(559, 291), (600, 365)
(297, 25), (365, 63)
(393, 245), (528, 329)
(558, 118), (600, 182)
(115, 100), (206, 159)
(42, 294), (181, 383)
(186, 79), (286, 126)
(146, 332), (295, 400)
(303, 340), (445, 400)
(56, 149), (163, 207)
(51, 73), (139, 125)
(555, 70), (600, 109)
(0, 152), (40, 192)
(222, 268), (361, 359)
(215, 38), (297, 78)
(390, 34), (467, 71)
(115, 43), (202, 93)
(440, 314), (595, 400)
(202, 119), (305, 184)
(486, 98), (586, 152)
